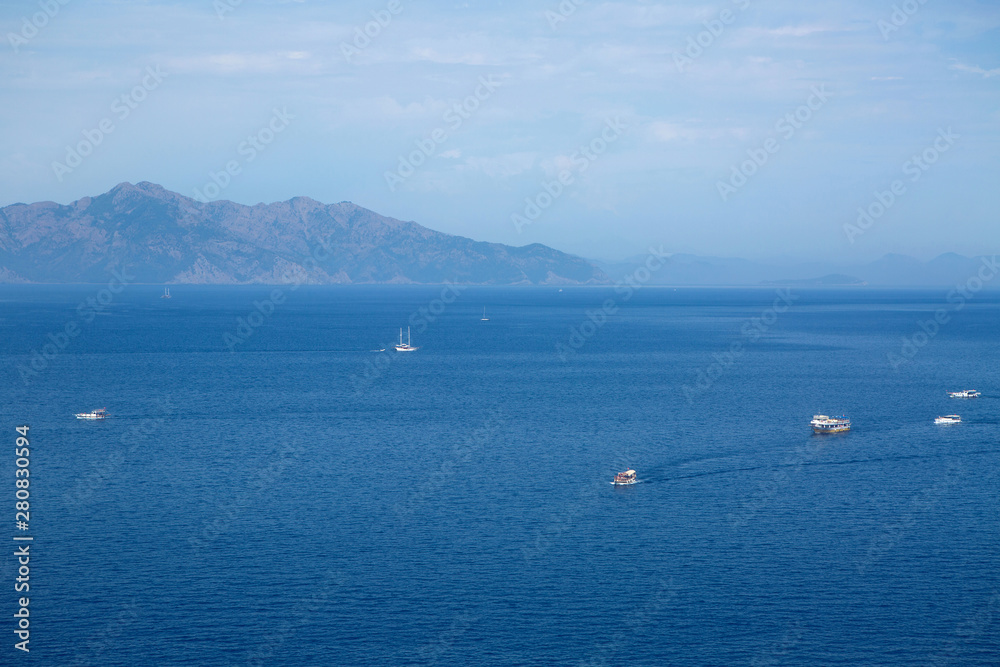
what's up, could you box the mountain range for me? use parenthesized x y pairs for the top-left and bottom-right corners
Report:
(0, 183), (992, 287)
(0, 182), (607, 285)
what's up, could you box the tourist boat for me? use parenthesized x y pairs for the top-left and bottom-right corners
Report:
(612, 469), (637, 486)
(161, 287), (171, 299)
(481, 307), (489, 322)
(934, 415), (962, 425)
(810, 415), (851, 434)
(75, 408), (108, 420)
(394, 327), (419, 352)
(948, 390), (980, 398)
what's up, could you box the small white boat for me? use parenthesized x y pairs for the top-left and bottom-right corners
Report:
(394, 327), (419, 352)
(612, 469), (637, 486)
(948, 390), (980, 398)
(161, 287), (171, 299)
(934, 415), (962, 425)
(810, 415), (851, 433)
(481, 307), (489, 322)
(75, 408), (108, 420)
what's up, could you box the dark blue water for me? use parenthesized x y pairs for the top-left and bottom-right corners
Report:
(1, 285), (998, 666)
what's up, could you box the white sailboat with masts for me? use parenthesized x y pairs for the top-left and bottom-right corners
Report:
(481, 307), (489, 321)
(395, 327), (419, 352)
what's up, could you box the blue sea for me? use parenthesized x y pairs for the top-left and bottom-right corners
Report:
(1, 285), (998, 666)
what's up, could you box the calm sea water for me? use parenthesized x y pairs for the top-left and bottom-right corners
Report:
(1, 285), (998, 666)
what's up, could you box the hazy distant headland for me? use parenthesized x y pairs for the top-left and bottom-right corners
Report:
(596, 252), (999, 288)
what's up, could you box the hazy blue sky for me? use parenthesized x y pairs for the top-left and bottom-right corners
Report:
(1, 0), (998, 260)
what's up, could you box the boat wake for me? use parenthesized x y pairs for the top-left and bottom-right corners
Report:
(637, 449), (999, 485)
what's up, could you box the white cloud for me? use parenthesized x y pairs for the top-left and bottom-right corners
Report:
(645, 121), (746, 144)
(341, 96), (450, 123)
(587, 3), (711, 29)
(165, 51), (313, 75)
(459, 153), (536, 178)
(407, 47), (487, 66)
(742, 24), (843, 38)
(950, 61), (1000, 78)
(650, 122), (683, 142)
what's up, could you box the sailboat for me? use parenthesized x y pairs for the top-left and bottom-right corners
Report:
(161, 287), (171, 299)
(481, 307), (489, 322)
(395, 327), (419, 352)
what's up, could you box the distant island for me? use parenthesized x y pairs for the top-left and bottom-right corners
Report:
(596, 252), (996, 288)
(762, 274), (867, 287)
(0, 182), (608, 285)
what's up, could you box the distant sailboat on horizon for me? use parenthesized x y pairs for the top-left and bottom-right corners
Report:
(395, 327), (419, 352)
(481, 307), (489, 321)
(161, 287), (171, 299)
